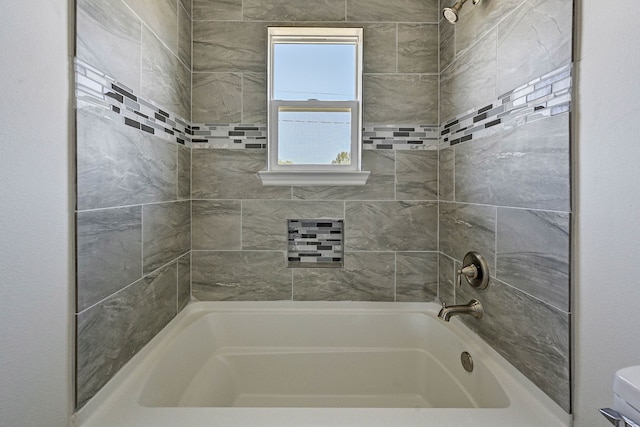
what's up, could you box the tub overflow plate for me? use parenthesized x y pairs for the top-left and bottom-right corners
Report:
(461, 351), (474, 372)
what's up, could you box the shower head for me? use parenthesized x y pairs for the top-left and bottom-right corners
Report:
(442, 0), (481, 24)
(442, 0), (465, 24)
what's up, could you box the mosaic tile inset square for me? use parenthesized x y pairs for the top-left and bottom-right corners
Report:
(287, 219), (344, 268)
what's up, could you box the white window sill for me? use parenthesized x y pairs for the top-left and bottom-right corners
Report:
(258, 170), (370, 186)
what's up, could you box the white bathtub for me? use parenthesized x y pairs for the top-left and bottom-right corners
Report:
(74, 301), (571, 427)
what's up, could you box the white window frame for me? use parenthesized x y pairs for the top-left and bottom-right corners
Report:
(259, 27), (369, 186)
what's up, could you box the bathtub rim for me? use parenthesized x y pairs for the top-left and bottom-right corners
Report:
(73, 300), (571, 427)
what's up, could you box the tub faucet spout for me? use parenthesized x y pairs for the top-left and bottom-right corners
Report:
(438, 299), (483, 322)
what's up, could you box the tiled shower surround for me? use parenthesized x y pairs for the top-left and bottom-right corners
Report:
(75, 0), (192, 409)
(437, 0), (573, 412)
(74, 0), (573, 415)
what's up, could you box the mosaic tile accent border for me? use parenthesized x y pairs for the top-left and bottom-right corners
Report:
(75, 58), (437, 152)
(75, 59), (192, 146)
(287, 219), (344, 268)
(78, 59), (568, 153)
(191, 124), (439, 150)
(440, 64), (572, 148)
(190, 124), (267, 149)
(190, 124), (439, 150)
(363, 125), (439, 150)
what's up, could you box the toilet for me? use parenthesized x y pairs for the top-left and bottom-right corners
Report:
(601, 366), (640, 426)
(614, 366), (640, 424)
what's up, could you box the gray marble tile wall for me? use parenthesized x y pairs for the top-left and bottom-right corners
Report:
(192, 0), (440, 125)
(438, 0), (572, 413)
(75, 59), (193, 148)
(77, 0), (191, 120)
(456, 275), (571, 411)
(75, 104), (192, 409)
(76, 262), (178, 408)
(190, 0), (441, 304)
(396, 252), (439, 302)
(192, 251), (292, 301)
(75, 0), (193, 409)
(292, 253), (395, 301)
(439, 0), (573, 122)
(191, 148), (440, 303)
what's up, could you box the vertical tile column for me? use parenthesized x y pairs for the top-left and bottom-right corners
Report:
(437, 0), (573, 413)
(75, 0), (193, 409)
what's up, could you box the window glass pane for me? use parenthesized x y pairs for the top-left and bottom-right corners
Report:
(277, 109), (352, 165)
(273, 44), (356, 101)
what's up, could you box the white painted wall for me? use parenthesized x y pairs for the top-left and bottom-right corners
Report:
(0, 2), (73, 426)
(574, 0), (640, 425)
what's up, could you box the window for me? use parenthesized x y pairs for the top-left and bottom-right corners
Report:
(258, 27), (370, 186)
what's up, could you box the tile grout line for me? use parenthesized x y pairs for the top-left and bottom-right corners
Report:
(140, 204), (145, 285)
(77, 253), (188, 316)
(494, 207), (499, 276)
(393, 251), (397, 302)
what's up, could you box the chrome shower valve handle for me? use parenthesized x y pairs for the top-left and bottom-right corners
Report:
(456, 264), (478, 288)
(457, 251), (490, 290)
